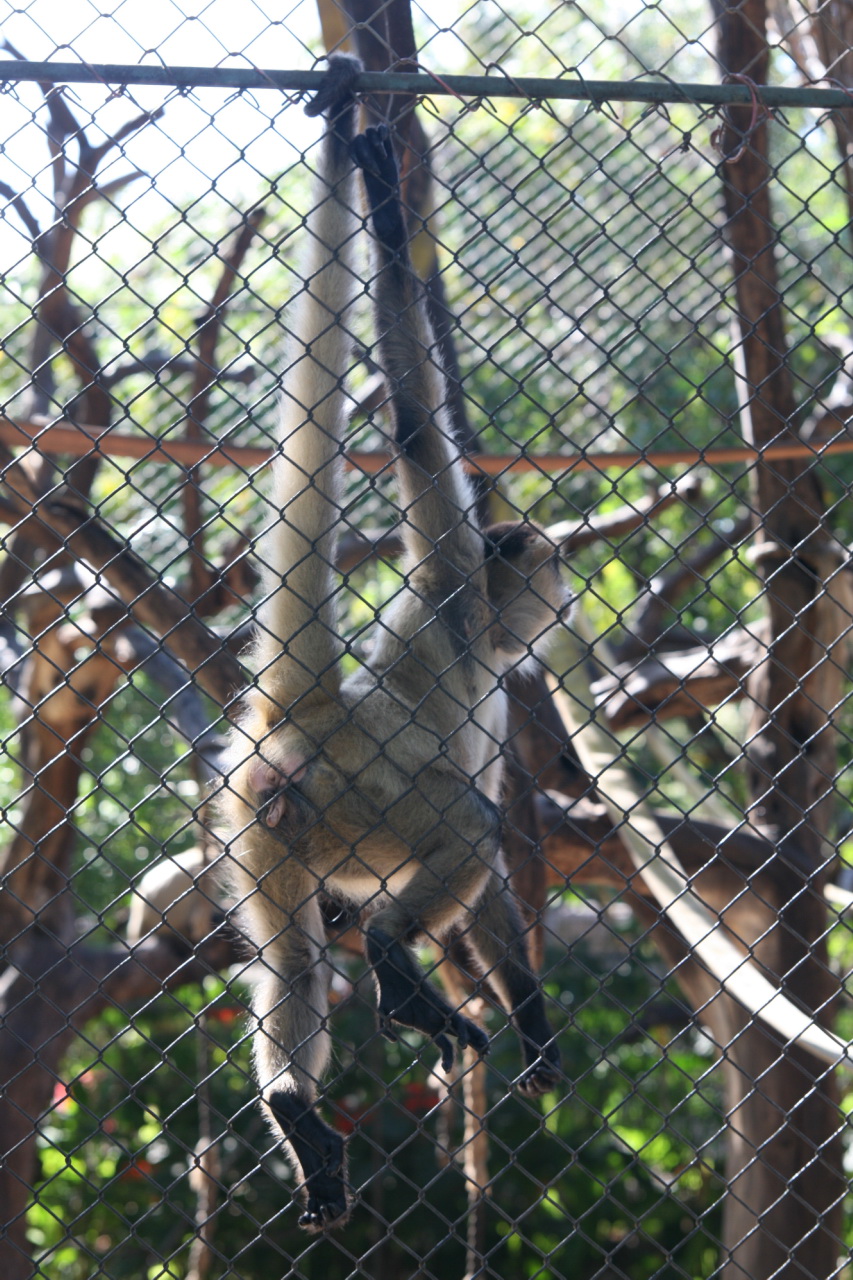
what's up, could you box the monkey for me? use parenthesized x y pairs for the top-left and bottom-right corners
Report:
(221, 54), (568, 1231)
(127, 840), (226, 949)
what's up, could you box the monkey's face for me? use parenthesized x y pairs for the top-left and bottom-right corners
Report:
(483, 521), (569, 663)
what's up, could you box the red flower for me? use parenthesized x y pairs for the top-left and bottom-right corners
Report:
(402, 1082), (439, 1114)
(119, 1158), (154, 1182)
(209, 1006), (241, 1024)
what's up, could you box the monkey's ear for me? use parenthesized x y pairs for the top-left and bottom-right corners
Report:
(484, 522), (567, 661)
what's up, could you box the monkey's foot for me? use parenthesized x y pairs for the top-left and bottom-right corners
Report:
(298, 1176), (350, 1233)
(366, 928), (490, 1073)
(350, 127), (407, 253)
(517, 1041), (561, 1098)
(267, 1091), (350, 1232)
(514, 1007), (561, 1097)
(304, 53), (362, 119)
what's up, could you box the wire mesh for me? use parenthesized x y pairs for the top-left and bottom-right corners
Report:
(1, 2), (852, 1279)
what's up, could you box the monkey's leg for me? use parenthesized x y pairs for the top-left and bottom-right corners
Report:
(366, 924), (490, 1073)
(251, 883), (348, 1230)
(365, 788), (499, 1071)
(464, 870), (561, 1097)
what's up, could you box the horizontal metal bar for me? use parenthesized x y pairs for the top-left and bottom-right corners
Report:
(1, 61), (852, 109)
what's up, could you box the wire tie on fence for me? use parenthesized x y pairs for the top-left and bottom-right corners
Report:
(75, 52), (109, 92)
(565, 64), (609, 119)
(711, 73), (773, 164)
(482, 61), (537, 111)
(253, 60), (286, 101)
(639, 99), (670, 125)
(810, 75), (853, 128)
(229, 87), (261, 112)
(812, 76), (853, 104)
(411, 64), (465, 103)
(633, 71), (694, 125)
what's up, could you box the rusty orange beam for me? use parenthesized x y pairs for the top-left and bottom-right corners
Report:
(3, 416), (853, 478)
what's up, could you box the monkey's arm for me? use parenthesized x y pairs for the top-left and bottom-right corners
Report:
(228, 58), (364, 1234)
(240, 847), (345, 1230)
(351, 126), (482, 577)
(254, 55), (361, 709)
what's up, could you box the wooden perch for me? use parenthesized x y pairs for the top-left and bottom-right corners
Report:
(591, 627), (757, 729)
(535, 792), (796, 894)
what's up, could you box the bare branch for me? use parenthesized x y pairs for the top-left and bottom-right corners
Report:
(0, 180), (40, 240)
(0, 441), (244, 710)
(75, 170), (148, 210)
(38, 494), (245, 712)
(615, 512), (754, 659)
(546, 474), (703, 552)
(102, 352), (255, 388)
(591, 628), (757, 729)
(79, 106), (166, 177)
(182, 206), (266, 600)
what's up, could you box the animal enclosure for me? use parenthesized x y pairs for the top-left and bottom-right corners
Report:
(1, 1), (853, 1278)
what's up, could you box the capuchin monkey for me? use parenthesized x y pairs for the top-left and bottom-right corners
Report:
(222, 54), (567, 1231)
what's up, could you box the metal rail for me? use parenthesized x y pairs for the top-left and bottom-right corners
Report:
(1, 61), (852, 108)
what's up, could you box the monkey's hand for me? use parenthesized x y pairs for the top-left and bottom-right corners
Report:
(517, 1040), (561, 1098)
(304, 53), (362, 119)
(351, 126), (408, 254)
(267, 1090), (350, 1232)
(366, 927), (489, 1073)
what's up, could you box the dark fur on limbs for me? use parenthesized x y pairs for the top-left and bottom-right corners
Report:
(268, 1090), (348, 1231)
(366, 927), (490, 1073)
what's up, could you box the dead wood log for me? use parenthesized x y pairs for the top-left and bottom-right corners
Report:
(591, 627), (757, 729)
(705, 4), (845, 1273)
(534, 792), (799, 895)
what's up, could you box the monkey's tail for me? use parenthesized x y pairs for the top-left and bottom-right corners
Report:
(255, 80), (360, 708)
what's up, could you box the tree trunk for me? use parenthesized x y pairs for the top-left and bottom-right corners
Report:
(710, 4), (845, 1276)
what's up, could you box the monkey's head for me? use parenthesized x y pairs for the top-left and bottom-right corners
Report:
(483, 521), (571, 665)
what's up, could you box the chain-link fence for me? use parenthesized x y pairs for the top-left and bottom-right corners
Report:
(2, 2), (853, 1278)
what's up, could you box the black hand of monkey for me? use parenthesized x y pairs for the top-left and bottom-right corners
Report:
(515, 1006), (562, 1096)
(268, 1090), (349, 1231)
(351, 126), (408, 253)
(304, 53), (362, 120)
